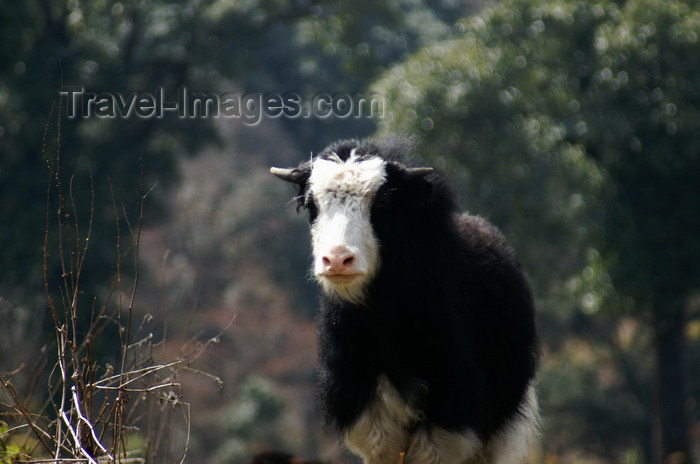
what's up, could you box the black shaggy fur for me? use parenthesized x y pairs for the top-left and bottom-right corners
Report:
(281, 139), (537, 446)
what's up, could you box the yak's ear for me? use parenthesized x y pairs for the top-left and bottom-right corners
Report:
(270, 163), (310, 184)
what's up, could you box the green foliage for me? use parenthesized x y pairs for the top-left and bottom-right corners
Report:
(0, 0), (210, 314)
(213, 376), (286, 464)
(242, 0), (465, 150)
(581, 0), (700, 308)
(0, 421), (27, 463)
(373, 0), (608, 308)
(539, 359), (648, 454)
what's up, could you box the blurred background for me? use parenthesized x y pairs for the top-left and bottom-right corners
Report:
(1, 0), (700, 463)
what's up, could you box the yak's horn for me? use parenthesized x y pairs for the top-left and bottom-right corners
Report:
(404, 167), (433, 179)
(270, 167), (305, 184)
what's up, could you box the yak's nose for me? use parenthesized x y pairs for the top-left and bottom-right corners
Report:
(321, 246), (356, 274)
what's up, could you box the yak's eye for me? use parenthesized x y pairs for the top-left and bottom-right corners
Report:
(304, 196), (318, 222)
(296, 192), (318, 222)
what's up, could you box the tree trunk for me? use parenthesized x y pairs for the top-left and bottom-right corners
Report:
(653, 307), (693, 464)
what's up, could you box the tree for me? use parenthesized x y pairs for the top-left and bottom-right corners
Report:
(583, 2), (700, 461)
(373, 0), (699, 462)
(239, 0), (471, 150)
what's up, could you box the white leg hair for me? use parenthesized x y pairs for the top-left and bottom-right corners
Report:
(480, 383), (540, 464)
(405, 427), (482, 464)
(345, 380), (539, 464)
(344, 376), (419, 464)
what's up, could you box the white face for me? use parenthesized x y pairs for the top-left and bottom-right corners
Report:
(307, 150), (387, 302)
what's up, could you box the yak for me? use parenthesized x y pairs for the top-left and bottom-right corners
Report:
(271, 138), (538, 464)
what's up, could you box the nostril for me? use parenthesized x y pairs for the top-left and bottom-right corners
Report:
(321, 247), (357, 273)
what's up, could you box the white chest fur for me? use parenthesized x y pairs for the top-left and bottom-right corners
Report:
(344, 375), (422, 464)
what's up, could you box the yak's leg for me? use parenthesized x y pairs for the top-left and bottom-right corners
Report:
(404, 426), (482, 464)
(483, 384), (540, 464)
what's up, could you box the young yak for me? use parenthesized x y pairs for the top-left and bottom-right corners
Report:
(271, 139), (538, 464)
